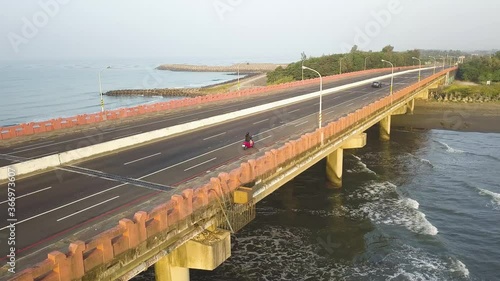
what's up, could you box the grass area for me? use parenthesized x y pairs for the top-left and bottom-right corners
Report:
(199, 81), (238, 94)
(442, 83), (500, 98)
(267, 76), (295, 85)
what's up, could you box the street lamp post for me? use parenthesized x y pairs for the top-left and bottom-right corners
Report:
(339, 57), (343, 75)
(364, 56), (369, 70)
(439, 56), (445, 71)
(301, 59), (304, 82)
(237, 63), (240, 91)
(302, 65), (324, 145)
(412, 57), (422, 82)
(381, 59), (394, 102)
(429, 56), (437, 74)
(98, 66), (111, 112)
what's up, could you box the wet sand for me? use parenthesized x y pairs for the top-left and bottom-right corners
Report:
(392, 100), (500, 133)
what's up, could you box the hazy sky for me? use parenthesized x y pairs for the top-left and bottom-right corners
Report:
(1, 0), (499, 62)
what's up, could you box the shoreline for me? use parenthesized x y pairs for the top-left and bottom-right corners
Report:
(392, 100), (500, 133)
(156, 63), (287, 72)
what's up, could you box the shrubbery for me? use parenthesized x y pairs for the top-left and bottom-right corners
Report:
(267, 46), (421, 84)
(456, 52), (500, 83)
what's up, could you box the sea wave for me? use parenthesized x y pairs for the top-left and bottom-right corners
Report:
(406, 153), (434, 168)
(354, 182), (438, 235)
(346, 154), (377, 175)
(478, 187), (500, 209)
(179, 226), (467, 281)
(436, 140), (464, 153)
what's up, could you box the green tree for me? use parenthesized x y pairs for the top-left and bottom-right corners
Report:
(382, 45), (394, 53)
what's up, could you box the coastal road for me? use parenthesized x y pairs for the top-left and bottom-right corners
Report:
(0, 68), (418, 167)
(0, 68), (443, 274)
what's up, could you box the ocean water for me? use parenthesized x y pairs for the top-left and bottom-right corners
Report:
(133, 128), (500, 281)
(0, 58), (243, 126)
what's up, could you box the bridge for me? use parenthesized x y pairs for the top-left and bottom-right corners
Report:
(0, 65), (456, 281)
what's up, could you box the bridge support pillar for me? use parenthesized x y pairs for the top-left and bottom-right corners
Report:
(155, 258), (189, 281)
(326, 133), (366, 187)
(379, 115), (391, 141)
(326, 148), (343, 187)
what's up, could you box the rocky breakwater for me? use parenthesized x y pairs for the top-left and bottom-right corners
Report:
(105, 88), (203, 97)
(156, 63), (288, 72)
(430, 84), (500, 102)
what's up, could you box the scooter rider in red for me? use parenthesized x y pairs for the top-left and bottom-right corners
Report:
(243, 132), (254, 149)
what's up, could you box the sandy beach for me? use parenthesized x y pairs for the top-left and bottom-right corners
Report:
(392, 100), (500, 133)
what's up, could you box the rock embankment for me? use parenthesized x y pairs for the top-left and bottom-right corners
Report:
(156, 63), (287, 72)
(105, 88), (203, 97)
(430, 90), (500, 102)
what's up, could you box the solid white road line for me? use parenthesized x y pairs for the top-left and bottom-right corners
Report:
(203, 132), (226, 141)
(13, 141), (54, 150)
(346, 102), (354, 107)
(253, 119), (269, 125)
(0, 183), (126, 231)
(255, 135), (272, 143)
(362, 96), (370, 100)
(56, 196), (120, 222)
(0, 186), (52, 205)
(33, 151), (59, 158)
(295, 121), (309, 127)
(112, 132), (142, 140)
(184, 157), (217, 171)
(124, 152), (161, 165)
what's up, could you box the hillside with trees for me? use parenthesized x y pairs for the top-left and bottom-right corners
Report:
(267, 45), (421, 84)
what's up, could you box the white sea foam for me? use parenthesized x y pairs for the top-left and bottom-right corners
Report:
(355, 182), (438, 235)
(420, 158), (434, 167)
(437, 141), (464, 153)
(403, 198), (420, 209)
(451, 259), (470, 278)
(348, 154), (377, 175)
(478, 188), (500, 208)
(215, 229), (464, 281)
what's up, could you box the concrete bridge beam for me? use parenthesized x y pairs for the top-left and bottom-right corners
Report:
(379, 115), (391, 141)
(414, 88), (429, 100)
(326, 133), (367, 187)
(407, 99), (415, 114)
(391, 105), (407, 115)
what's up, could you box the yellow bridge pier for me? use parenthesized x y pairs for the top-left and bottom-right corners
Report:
(326, 133), (367, 187)
(154, 228), (231, 281)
